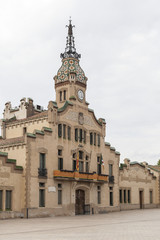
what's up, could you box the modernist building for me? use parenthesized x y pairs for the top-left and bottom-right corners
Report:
(119, 159), (158, 210)
(0, 20), (159, 219)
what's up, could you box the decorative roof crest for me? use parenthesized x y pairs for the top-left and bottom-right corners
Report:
(60, 18), (81, 60)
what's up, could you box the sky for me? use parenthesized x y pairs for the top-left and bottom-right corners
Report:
(0, 0), (160, 165)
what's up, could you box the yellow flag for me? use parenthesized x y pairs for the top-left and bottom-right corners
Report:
(76, 152), (79, 171)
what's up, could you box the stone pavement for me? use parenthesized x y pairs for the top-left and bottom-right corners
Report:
(0, 209), (160, 240)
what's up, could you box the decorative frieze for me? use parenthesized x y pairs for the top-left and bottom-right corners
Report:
(65, 111), (95, 127)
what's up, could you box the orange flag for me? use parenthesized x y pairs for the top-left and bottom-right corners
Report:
(76, 151), (79, 171)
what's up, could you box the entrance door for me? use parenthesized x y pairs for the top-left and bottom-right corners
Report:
(139, 191), (143, 209)
(75, 189), (85, 215)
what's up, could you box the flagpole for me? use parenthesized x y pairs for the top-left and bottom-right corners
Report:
(76, 151), (79, 172)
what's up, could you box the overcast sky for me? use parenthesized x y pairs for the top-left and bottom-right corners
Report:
(0, 0), (160, 165)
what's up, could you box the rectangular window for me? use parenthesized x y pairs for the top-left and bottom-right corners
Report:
(97, 156), (101, 174)
(79, 161), (83, 172)
(6, 190), (12, 210)
(110, 191), (113, 206)
(128, 190), (131, 203)
(97, 134), (100, 146)
(39, 182), (45, 187)
(58, 124), (62, 138)
(75, 128), (78, 141)
(58, 184), (62, 205)
(40, 153), (45, 169)
(119, 189), (122, 203)
(73, 160), (76, 171)
(90, 132), (93, 145)
(109, 164), (113, 176)
(58, 158), (63, 170)
(58, 149), (62, 156)
(79, 151), (83, 159)
(97, 163), (101, 175)
(39, 189), (45, 207)
(84, 131), (86, 144)
(97, 186), (101, 204)
(63, 124), (66, 139)
(23, 127), (27, 135)
(86, 162), (89, 173)
(79, 129), (83, 142)
(94, 133), (96, 146)
(68, 126), (71, 140)
(0, 190), (2, 210)
(64, 90), (66, 100)
(150, 190), (153, 204)
(60, 91), (62, 101)
(124, 190), (126, 203)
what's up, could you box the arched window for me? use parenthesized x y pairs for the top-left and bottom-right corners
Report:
(60, 91), (62, 101)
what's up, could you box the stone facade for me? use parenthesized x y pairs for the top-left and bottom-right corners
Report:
(119, 159), (158, 210)
(0, 21), (159, 219)
(0, 152), (24, 219)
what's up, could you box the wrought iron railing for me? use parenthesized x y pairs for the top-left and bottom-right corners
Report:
(109, 175), (114, 183)
(53, 170), (109, 182)
(38, 168), (47, 178)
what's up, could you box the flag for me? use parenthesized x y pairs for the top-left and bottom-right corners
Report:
(100, 154), (104, 171)
(76, 151), (79, 171)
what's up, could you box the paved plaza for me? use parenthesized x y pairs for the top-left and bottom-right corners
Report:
(0, 209), (160, 240)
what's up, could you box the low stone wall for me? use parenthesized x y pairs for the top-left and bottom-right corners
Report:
(96, 206), (120, 214)
(1, 205), (159, 219)
(120, 203), (158, 211)
(0, 211), (24, 219)
(27, 205), (75, 218)
(143, 204), (158, 209)
(26, 205), (120, 218)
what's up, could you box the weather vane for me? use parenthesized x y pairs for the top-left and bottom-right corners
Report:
(66, 17), (75, 36)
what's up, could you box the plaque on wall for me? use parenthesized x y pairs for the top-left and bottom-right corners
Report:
(48, 186), (56, 192)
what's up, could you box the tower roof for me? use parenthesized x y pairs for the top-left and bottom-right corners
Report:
(56, 58), (86, 83)
(54, 19), (87, 85)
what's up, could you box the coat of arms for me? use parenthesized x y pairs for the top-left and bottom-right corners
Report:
(78, 112), (84, 125)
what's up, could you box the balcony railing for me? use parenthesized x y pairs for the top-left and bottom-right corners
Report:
(53, 170), (108, 182)
(38, 168), (47, 178)
(109, 175), (114, 183)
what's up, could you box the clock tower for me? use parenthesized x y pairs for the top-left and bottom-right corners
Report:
(54, 19), (88, 108)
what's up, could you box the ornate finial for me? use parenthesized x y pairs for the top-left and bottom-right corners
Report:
(60, 18), (81, 60)
(66, 17), (75, 37)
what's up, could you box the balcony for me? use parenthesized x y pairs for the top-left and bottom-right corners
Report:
(53, 170), (108, 182)
(38, 168), (47, 178)
(109, 175), (114, 184)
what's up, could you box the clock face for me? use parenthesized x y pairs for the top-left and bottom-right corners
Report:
(78, 90), (84, 101)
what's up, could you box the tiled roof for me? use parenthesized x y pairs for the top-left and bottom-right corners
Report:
(149, 165), (160, 172)
(130, 161), (145, 168)
(57, 101), (73, 113)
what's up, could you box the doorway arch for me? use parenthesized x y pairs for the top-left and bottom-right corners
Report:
(75, 189), (85, 215)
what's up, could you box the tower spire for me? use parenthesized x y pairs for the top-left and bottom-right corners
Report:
(60, 18), (81, 60)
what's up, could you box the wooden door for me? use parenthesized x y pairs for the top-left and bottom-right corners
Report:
(75, 189), (85, 215)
